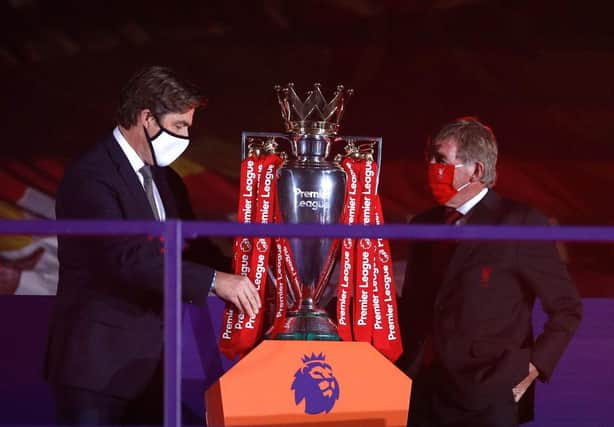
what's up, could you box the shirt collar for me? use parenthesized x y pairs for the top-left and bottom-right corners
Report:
(457, 187), (488, 215)
(113, 126), (145, 174)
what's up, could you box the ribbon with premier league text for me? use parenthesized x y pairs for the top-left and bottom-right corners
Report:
(220, 149), (282, 359)
(336, 152), (402, 362)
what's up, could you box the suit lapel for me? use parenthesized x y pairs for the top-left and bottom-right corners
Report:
(103, 135), (156, 219)
(436, 191), (503, 304)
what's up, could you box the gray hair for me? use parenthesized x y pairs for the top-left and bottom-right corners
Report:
(427, 116), (498, 188)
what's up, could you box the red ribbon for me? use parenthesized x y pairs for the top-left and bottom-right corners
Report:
(337, 156), (403, 362)
(244, 155), (282, 347)
(337, 158), (363, 341)
(271, 238), (287, 334)
(354, 158), (376, 343)
(370, 162), (402, 362)
(220, 153), (259, 359)
(220, 152), (282, 359)
(373, 210), (403, 361)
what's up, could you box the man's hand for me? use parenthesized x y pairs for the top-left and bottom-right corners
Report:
(213, 271), (261, 318)
(0, 248), (44, 294)
(512, 362), (539, 402)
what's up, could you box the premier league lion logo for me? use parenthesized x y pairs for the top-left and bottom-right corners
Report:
(291, 352), (340, 415)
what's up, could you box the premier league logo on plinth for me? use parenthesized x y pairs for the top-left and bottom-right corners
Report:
(291, 352), (340, 415)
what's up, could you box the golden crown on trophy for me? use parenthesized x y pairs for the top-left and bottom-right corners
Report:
(274, 83), (354, 136)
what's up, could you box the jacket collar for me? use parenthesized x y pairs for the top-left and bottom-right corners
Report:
(463, 190), (503, 226)
(103, 134), (158, 219)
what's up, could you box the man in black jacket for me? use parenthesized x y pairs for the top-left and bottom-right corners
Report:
(397, 117), (582, 427)
(45, 66), (260, 426)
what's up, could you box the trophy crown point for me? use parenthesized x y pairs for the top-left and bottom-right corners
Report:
(273, 82), (353, 136)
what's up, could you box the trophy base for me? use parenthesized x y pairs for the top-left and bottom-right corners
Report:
(272, 310), (341, 341)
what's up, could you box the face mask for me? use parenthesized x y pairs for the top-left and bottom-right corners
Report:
(144, 124), (189, 167)
(427, 163), (471, 205)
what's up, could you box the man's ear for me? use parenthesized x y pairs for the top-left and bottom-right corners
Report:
(471, 161), (485, 182)
(138, 109), (154, 127)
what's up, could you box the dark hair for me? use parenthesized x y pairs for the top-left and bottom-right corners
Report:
(426, 116), (498, 188)
(117, 65), (205, 128)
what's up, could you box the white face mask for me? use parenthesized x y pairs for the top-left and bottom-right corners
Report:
(145, 125), (189, 167)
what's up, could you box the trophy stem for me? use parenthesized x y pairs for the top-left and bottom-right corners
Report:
(300, 297), (315, 310)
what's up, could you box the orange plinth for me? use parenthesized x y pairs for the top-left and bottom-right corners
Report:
(205, 340), (411, 427)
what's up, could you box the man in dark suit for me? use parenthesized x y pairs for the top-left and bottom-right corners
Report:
(45, 66), (260, 426)
(397, 117), (582, 427)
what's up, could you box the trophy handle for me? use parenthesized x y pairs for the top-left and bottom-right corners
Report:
(241, 132), (292, 161)
(241, 132), (383, 192)
(335, 136), (383, 193)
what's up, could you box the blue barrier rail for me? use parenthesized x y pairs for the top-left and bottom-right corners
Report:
(5, 219), (614, 241)
(1, 219), (613, 427)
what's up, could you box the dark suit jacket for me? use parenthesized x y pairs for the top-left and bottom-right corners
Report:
(396, 191), (582, 422)
(45, 133), (228, 399)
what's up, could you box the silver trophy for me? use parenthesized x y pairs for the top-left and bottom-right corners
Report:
(241, 83), (381, 340)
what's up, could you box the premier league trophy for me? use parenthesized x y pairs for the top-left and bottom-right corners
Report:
(272, 83), (352, 340)
(235, 83), (381, 342)
(224, 82), (397, 354)
(209, 84), (409, 427)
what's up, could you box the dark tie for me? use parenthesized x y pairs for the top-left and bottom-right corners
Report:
(439, 207), (463, 266)
(422, 208), (465, 368)
(139, 165), (160, 220)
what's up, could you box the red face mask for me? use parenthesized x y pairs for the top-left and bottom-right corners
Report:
(427, 163), (468, 205)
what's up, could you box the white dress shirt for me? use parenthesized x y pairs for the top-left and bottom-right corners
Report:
(113, 127), (166, 220)
(457, 187), (488, 216)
